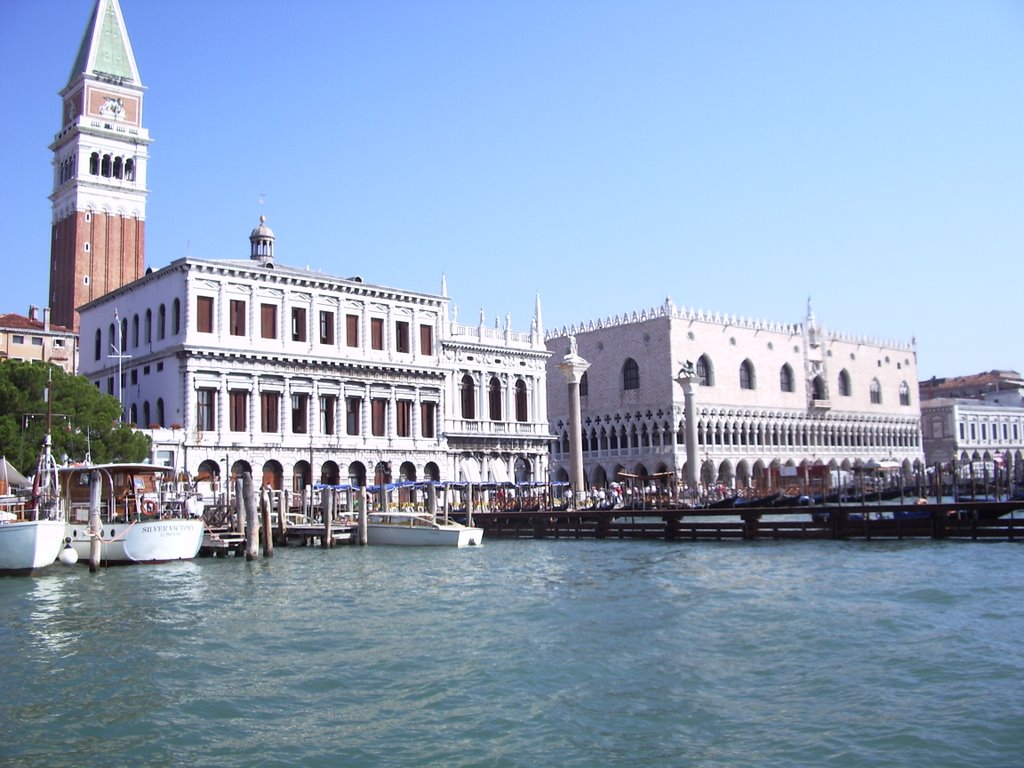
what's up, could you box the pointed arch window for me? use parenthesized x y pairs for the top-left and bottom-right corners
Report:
(779, 364), (794, 393)
(622, 358), (640, 391)
(838, 369), (852, 397)
(870, 378), (882, 404)
(460, 374), (476, 420)
(579, 371), (589, 397)
(739, 359), (756, 390)
(696, 355), (714, 386)
(899, 381), (911, 406)
(812, 376), (826, 400)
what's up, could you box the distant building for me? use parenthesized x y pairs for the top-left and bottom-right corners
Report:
(545, 299), (924, 494)
(919, 370), (1024, 484)
(77, 218), (552, 495)
(0, 307), (78, 373)
(918, 370), (1024, 406)
(49, 0), (150, 331)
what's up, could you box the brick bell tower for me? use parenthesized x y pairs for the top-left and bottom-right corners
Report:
(49, 0), (151, 332)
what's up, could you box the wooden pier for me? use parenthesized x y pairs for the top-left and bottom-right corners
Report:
(474, 500), (1024, 542)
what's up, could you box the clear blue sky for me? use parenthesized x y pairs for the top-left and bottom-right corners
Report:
(3, 0), (1022, 381)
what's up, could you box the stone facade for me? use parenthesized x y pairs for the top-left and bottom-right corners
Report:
(545, 298), (924, 494)
(76, 220), (551, 497)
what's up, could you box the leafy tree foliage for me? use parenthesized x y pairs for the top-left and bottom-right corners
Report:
(0, 361), (151, 475)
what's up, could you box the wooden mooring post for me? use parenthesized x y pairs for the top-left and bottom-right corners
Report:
(322, 489), (334, 548)
(243, 472), (259, 561)
(260, 485), (274, 558)
(88, 469), (102, 572)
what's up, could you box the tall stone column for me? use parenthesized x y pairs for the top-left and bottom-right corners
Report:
(675, 365), (700, 489)
(557, 336), (590, 504)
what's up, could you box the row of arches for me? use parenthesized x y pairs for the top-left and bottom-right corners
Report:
(192, 456), (538, 494)
(555, 413), (921, 456)
(88, 151), (136, 181)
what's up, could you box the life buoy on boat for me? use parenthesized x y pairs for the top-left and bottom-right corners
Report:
(142, 500), (158, 516)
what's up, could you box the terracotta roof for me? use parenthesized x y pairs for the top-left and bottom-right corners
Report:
(0, 313), (74, 334)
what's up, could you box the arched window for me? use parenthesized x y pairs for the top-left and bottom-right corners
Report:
(125, 159), (135, 181)
(838, 369), (851, 397)
(870, 379), (882, 404)
(460, 374), (476, 419)
(172, 299), (181, 335)
(158, 304), (166, 340)
(779, 364), (794, 393)
(130, 403), (138, 425)
(156, 398), (165, 427)
(145, 309), (152, 343)
(94, 329), (101, 361)
(739, 359), (755, 390)
(132, 314), (140, 348)
(696, 354), (714, 386)
(812, 375), (826, 400)
(579, 371), (588, 397)
(488, 376), (502, 421)
(622, 358), (640, 391)
(120, 318), (128, 352)
(899, 381), (911, 406)
(108, 323), (116, 355)
(101, 154), (112, 177)
(89, 152), (99, 175)
(515, 379), (528, 422)
(143, 401), (151, 427)
(113, 156), (123, 179)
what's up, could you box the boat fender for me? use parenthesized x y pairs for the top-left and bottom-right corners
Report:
(58, 539), (79, 566)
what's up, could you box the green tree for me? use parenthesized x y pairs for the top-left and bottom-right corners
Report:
(0, 361), (151, 475)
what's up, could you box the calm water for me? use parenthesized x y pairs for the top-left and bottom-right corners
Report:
(1, 539), (1022, 768)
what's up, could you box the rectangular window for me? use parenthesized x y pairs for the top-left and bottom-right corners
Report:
(261, 303), (277, 339)
(346, 396), (361, 435)
(31, 337), (43, 347)
(320, 395), (337, 435)
(319, 311), (335, 345)
(346, 314), (359, 347)
(291, 393), (309, 434)
(395, 321), (410, 353)
(261, 392), (280, 433)
(12, 335), (24, 344)
(197, 296), (214, 333)
(196, 388), (216, 432)
(396, 400), (412, 437)
(229, 300), (246, 336)
(419, 324), (433, 356)
(370, 317), (384, 350)
(371, 398), (387, 436)
(420, 401), (435, 438)
(291, 307), (307, 342)
(229, 390), (248, 432)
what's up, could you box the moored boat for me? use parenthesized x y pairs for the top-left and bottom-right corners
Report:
(60, 463), (204, 564)
(366, 510), (483, 547)
(0, 410), (66, 575)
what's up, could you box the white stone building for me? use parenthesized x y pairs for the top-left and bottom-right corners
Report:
(76, 218), (552, 497)
(920, 397), (1024, 483)
(545, 298), (924, 494)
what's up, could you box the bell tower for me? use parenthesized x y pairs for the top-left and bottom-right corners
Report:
(48, 0), (151, 331)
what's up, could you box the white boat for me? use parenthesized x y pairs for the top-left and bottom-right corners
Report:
(0, 418), (66, 575)
(366, 510), (483, 547)
(60, 463), (204, 565)
(0, 510), (66, 575)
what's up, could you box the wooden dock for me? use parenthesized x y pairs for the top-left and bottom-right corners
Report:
(199, 524), (355, 556)
(474, 500), (1024, 542)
